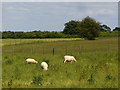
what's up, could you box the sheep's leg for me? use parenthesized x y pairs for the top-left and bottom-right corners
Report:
(71, 60), (74, 63)
(74, 59), (77, 62)
(64, 60), (67, 63)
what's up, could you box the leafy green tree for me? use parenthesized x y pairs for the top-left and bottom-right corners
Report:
(113, 27), (120, 31)
(2, 31), (15, 39)
(100, 24), (111, 32)
(78, 16), (101, 40)
(0, 31), (2, 39)
(31, 31), (42, 38)
(63, 20), (80, 35)
(14, 32), (25, 39)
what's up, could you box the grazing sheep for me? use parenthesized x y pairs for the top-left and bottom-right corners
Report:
(41, 62), (48, 70)
(64, 56), (77, 63)
(26, 58), (38, 64)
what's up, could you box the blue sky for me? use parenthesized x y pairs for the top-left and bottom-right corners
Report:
(2, 2), (118, 31)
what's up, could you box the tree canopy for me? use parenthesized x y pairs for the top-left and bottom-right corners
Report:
(2, 31), (78, 39)
(78, 16), (101, 40)
(63, 16), (101, 40)
(63, 20), (80, 35)
(113, 27), (120, 31)
(100, 24), (111, 32)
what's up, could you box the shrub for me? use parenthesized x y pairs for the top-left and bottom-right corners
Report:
(5, 60), (13, 65)
(87, 74), (94, 84)
(106, 75), (113, 80)
(8, 80), (12, 88)
(31, 75), (43, 85)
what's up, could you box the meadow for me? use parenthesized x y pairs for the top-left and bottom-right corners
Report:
(2, 37), (118, 88)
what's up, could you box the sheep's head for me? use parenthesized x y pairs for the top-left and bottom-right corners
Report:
(44, 67), (48, 70)
(35, 61), (38, 64)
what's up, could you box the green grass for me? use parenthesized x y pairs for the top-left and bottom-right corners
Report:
(2, 37), (118, 88)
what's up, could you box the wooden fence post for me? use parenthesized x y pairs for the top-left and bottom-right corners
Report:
(66, 47), (67, 55)
(43, 46), (44, 55)
(79, 46), (81, 54)
(53, 48), (54, 56)
(81, 45), (83, 53)
(12, 44), (14, 60)
(31, 45), (34, 56)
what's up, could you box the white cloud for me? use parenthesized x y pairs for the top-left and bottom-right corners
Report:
(0, 2), (2, 30)
(5, 6), (30, 11)
(84, 9), (114, 16)
(2, 2), (118, 31)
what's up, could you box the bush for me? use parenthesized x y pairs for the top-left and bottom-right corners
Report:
(106, 75), (113, 80)
(31, 75), (43, 85)
(87, 74), (94, 84)
(5, 60), (13, 65)
(8, 80), (12, 88)
(100, 31), (118, 37)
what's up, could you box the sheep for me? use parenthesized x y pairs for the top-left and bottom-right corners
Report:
(41, 62), (48, 70)
(26, 58), (38, 64)
(64, 56), (77, 63)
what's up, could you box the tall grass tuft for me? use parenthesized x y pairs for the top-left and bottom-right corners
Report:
(31, 75), (43, 86)
(5, 59), (13, 65)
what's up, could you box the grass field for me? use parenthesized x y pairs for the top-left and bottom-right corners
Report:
(2, 37), (118, 88)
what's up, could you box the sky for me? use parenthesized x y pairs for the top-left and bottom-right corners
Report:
(2, 2), (118, 31)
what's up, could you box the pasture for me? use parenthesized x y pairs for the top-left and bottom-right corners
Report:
(2, 37), (118, 88)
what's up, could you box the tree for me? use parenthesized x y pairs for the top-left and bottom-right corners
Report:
(78, 16), (101, 40)
(100, 24), (111, 32)
(113, 27), (120, 31)
(63, 20), (80, 35)
(2, 31), (15, 38)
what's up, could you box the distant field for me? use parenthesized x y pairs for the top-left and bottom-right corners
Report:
(2, 38), (84, 46)
(2, 37), (118, 88)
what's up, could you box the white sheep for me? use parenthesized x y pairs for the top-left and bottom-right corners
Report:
(41, 62), (48, 70)
(26, 58), (38, 64)
(64, 56), (77, 63)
